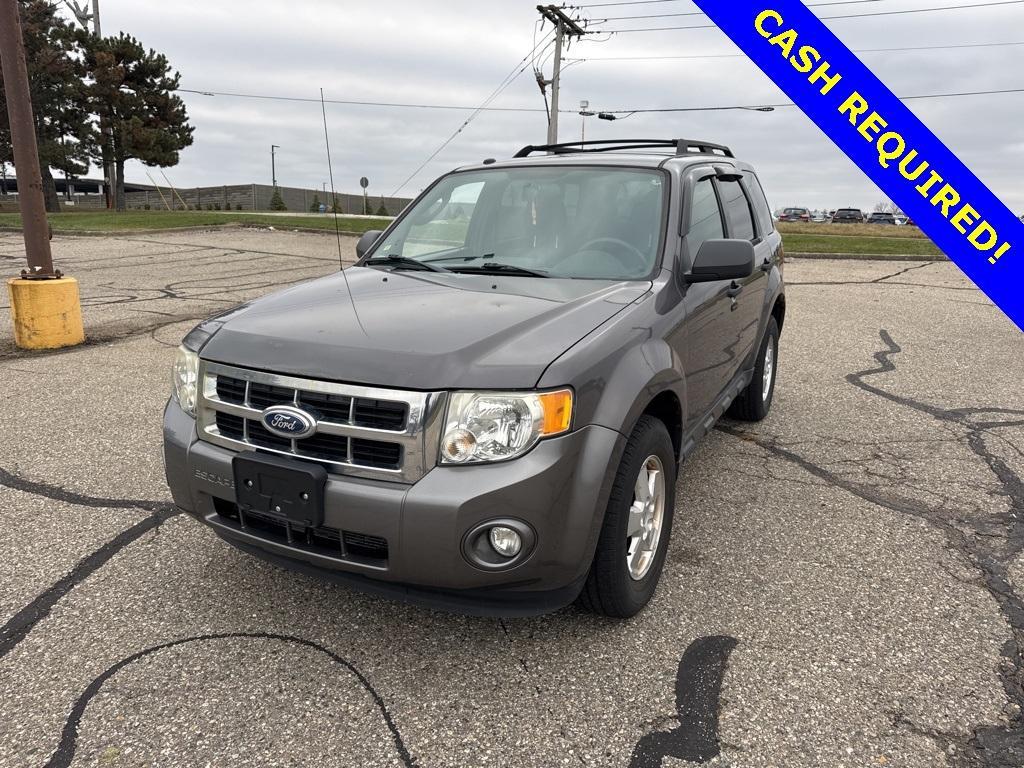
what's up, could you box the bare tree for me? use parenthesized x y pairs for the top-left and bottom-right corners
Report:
(874, 201), (902, 215)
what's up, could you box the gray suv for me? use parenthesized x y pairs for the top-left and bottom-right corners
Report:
(164, 139), (786, 617)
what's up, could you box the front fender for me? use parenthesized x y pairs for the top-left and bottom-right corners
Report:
(538, 307), (687, 443)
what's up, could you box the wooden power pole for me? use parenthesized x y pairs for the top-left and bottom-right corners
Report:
(1, 0), (85, 349)
(0, 0), (55, 277)
(537, 5), (586, 145)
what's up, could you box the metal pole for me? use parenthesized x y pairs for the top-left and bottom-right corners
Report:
(271, 145), (279, 187)
(91, 0), (100, 35)
(547, 20), (563, 145)
(0, 0), (55, 276)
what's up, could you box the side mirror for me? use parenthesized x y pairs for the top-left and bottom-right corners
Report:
(687, 239), (755, 283)
(356, 230), (383, 260)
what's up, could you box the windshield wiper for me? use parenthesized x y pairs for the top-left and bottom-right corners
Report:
(447, 263), (550, 278)
(364, 255), (451, 273)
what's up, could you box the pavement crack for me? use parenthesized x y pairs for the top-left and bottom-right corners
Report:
(41, 633), (416, 768)
(0, 467), (181, 659)
(722, 328), (1024, 768)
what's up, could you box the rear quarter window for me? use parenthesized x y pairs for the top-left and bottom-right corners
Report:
(744, 172), (775, 236)
(718, 179), (756, 242)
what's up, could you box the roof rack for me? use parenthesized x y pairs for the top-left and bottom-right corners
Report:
(513, 139), (734, 159)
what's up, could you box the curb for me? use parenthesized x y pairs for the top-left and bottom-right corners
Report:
(787, 252), (947, 262)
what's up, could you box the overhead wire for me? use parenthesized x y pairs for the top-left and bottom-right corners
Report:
(589, 0), (1024, 33)
(179, 89), (550, 113)
(593, 0), (885, 19)
(578, 39), (1024, 60)
(600, 86), (1024, 114)
(389, 28), (558, 196)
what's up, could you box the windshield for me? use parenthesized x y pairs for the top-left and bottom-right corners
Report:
(368, 167), (666, 280)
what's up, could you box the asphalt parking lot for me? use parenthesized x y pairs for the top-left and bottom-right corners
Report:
(0, 228), (1021, 768)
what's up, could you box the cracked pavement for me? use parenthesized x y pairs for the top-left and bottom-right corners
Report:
(0, 229), (1021, 767)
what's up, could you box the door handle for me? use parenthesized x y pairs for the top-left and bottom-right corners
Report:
(760, 258), (773, 273)
(727, 282), (743, 299)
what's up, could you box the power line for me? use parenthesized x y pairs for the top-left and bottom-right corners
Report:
(602, 86), (1024, 114)
(572, 0), (876, 5)
(390, 29), (558, 196)
(594, 0), (884, 20)
(580, 39), (1024, 60)
(593, 0), (1024, 33)
(179, 89), (550, 113)
(571, 0), (681, 7)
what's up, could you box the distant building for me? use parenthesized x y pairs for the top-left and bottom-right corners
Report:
(0, 176), (411, 215)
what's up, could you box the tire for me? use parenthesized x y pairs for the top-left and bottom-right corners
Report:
(579, 415), (677, 618)
(729, 317), (779, 422)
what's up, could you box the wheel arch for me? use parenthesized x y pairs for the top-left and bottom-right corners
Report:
(771, 292), (786, 336)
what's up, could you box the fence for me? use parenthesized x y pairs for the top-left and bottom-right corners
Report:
(124, 184), (411, 215)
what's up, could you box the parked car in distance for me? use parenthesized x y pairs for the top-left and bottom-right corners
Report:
(867, 212), (897, 225)
(832, 208), (865, 224)
(810, 211), (829, 223)
(163, 138), (786, 618)
(778, 207), (810, 222)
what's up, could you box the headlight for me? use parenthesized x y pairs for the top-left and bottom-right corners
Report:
(440, 390), (573, 465)
(172, 346), (200, 417)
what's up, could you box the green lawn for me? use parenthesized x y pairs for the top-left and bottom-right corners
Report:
(0, 211), (392, 234)
(783, 232), (943, 257)
(0, 210), (945, 258)
(777, 221), (929, 239)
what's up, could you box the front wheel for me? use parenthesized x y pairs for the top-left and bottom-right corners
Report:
(578, 415), (677, 618)
(729, 317), (779, 422)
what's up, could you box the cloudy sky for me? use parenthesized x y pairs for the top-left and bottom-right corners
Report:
(81, 0), (1023, 212)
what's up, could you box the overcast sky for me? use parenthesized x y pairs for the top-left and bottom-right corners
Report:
(80, 0), (1023, 212)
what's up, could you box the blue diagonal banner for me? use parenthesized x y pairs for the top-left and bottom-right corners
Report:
(689, 1), (1024, 331)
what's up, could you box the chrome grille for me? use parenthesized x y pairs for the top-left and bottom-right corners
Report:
(197, 361), (445, 483)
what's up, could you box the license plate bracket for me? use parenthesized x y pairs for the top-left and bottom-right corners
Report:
(232, 451), (327, 529)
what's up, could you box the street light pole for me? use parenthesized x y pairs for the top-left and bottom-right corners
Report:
(271, 145), (280, 187)
(579, 100), (595, 142)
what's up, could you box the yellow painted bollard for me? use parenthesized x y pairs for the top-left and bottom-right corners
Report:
(7, 277), (85, 350)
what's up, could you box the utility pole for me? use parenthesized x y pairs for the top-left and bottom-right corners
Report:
(0, 0), (54, 277)
(1, 0), (84, 349)
(537, 5), (586, 146)
(271, 145), (280, 187)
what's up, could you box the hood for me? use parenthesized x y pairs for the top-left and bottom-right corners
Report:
(200, 266), (650, 390)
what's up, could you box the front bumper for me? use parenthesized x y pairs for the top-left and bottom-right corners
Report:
(164, 400), (625, 616)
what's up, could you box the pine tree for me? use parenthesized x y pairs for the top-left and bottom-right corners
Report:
(376, 202), (389, 217)
(269, 187), (287, 211)
(309, 193), (321, 213)
(82, 33), (193, 210)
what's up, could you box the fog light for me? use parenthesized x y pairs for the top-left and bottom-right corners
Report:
(489, 526), (522, 558)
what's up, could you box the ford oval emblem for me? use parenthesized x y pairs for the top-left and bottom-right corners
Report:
(261, 406), (317, 440)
